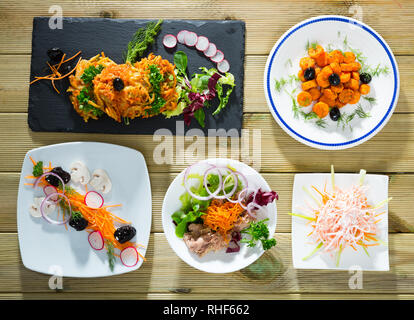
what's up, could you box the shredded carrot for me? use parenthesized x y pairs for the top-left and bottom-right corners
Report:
(202, 200), (245, 237)
(29, 52), (82, 90)
(29, 156), (36, 166)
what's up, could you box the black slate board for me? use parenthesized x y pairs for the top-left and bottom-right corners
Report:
(28, 17), (245, 135)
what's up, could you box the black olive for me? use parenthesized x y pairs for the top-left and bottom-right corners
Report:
(304, 67), (316, 81)
(45, 167), (71, 187)
(113, 78), (124, 91)
(360, 73), (372, 84)
(47, 48), (64, 62)
(330, 106), (341, 121)
(329, 73), (341, 86)
(114, 225), (136, 244)
(61, 64), (72, 74)
(69, 216), (88, 231)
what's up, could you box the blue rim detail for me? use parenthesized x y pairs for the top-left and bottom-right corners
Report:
(266, 16), (398, 147)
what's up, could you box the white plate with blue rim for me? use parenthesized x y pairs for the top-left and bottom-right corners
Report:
(17, 142), (152, 277)
(264, 15), (400, 150)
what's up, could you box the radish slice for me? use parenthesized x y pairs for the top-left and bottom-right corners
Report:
(84, 191), (104, 209)
(43, 185), (58, 201)
(211, 50), (224, 63)
(88, 230), (104, 250)
(217, 59), (230, 73)
(120, 246), (139, 267)
(184, 31), (198, 46)
(204, 43), (217, 58)
(163, 34), (177, 49)
(195, 36), (209, 52)
(177, 30), (188, 44)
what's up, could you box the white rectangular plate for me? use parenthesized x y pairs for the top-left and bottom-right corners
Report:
(17, 142), (152, 277)
(292, 173), (389, 271)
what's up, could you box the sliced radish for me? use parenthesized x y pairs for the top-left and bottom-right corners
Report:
(204, 42), (217, 58)
(217, 59), (230, 73)
(120, 246), (139, 267)
(84, 191), (104, 209)
(163, 34), (177, 49)
(184, 31), (198, 47)
(211, 50), (224, 63)
(88, 230), (104, 250)
(43, 185), (58, 201)
(195, 36), (209, 52)
(177, 30), (188, 44)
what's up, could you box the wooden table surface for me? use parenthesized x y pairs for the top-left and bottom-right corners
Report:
(1, 0), (414, 300)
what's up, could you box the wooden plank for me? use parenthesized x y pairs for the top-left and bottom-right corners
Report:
(0, 0), (413, 55)
(1, 113), (414, 173)
(1, 292), (414, 300)
(1, 55), (413, 113)
(1, 233), (414, 293)
(3, 172), (414, 233)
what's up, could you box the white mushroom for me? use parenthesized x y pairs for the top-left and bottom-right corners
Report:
(70, 161), (91, 185)
(89, 169), (112, 194)
(29, 197), (56, 218)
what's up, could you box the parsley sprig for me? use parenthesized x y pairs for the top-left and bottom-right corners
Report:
(241, 219), (276, 250)
(32, 161), (43, 177)
(147, 64), (166, 115)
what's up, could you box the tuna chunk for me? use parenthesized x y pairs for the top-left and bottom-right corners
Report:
(183, 223), (228, 256)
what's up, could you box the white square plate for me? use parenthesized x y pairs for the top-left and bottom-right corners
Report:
(17, 142), (152, 277)
(292, 173), (389, 271)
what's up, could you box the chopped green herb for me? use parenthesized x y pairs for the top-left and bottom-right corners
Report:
(77, 87), (104, 117)
(147, 64), (166, 115)
(32, 161), (43, 177)
(241, 218), (276, 250)
(81, 65), (104, 85)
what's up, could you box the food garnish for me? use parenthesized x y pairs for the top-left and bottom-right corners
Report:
(290, 166), (390, 266)
(29, 50), (82, 93)
(125, 19), (163, 63)
(25, 157), (145, 271)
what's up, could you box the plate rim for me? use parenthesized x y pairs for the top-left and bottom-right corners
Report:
(263, 14), (400, 150)
(17, 141), (152, 277)
(161, 158), (277, 273)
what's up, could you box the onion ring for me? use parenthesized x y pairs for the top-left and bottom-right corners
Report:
(40, 192), (72, 225)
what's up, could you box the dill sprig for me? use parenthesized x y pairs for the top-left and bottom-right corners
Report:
(305, 40), (318, 51)
(125, 19), (163, 63)
(287, 89), (325, 128)
(337, 105), (371, 131)
(106, 241), (116, 272)
(275, 74), (299, 92)
(315, 118), (328, 128)
(343, 36), (389, 76)
(363, 96), (376, 106)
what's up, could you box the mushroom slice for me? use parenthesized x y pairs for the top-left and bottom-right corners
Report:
(29, 197), (55, 218)
(70, 161), (91, 185)
(89, 169), (112, 194)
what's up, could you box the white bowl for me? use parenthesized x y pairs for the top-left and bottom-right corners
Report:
(264, 15), (400, 150)
(162, 158), (277, 273)
(17, 142), (152, 277)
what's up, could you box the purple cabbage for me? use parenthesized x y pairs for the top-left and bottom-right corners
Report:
(247, 189), (279, 206)
(226, 231), (242, 253)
